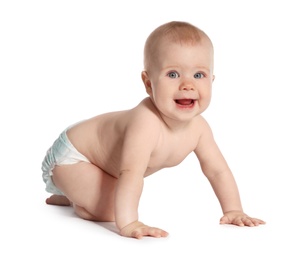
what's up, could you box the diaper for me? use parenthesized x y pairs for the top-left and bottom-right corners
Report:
(41, 129), (90, 195)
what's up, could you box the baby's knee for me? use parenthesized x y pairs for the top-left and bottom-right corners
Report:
(73, 204), (98, 221)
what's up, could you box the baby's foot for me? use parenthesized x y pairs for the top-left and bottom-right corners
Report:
(46, 194), (71, 206)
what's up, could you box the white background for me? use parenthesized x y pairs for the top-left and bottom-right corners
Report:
(1, 0), (289, 259)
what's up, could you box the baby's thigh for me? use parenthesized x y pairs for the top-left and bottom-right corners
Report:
(52, 162), (117, 219)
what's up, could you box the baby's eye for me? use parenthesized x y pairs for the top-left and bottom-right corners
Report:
(194, 72), (204, 79)
(167, 71), (179, 78)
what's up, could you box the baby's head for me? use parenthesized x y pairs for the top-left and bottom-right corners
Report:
(143, 21), (213, 74)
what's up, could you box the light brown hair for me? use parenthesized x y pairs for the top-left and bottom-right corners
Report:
(143, 21), (212, 71)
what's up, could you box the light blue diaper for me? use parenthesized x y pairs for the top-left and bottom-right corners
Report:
(41, 129), (90, 195)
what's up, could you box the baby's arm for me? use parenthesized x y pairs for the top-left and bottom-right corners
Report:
(194, 119), (265, 226)
(114, 116), (168, 239)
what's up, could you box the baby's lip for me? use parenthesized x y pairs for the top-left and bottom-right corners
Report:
(174, 99), (195, 105)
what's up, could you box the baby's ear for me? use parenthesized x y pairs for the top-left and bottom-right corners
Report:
(141, 71), (152, 95)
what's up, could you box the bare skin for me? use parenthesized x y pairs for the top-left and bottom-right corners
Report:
(46, 195), (70, 206)
(49, 98), (200, 237)
(44, 23), (265, 239)
(46, 98), (264, 238)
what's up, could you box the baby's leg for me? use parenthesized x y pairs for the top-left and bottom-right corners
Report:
(51, 161), (117, 222)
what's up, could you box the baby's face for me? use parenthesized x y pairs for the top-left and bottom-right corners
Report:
(144, 39), (214, 123)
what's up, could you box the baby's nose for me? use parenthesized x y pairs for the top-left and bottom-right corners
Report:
(179, 82), (195, 91)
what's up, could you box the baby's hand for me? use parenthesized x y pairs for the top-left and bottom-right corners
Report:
(120, 221), (169, 239)
(220, 210), (266, 227)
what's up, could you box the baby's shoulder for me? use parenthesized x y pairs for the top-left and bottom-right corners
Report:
(127, 98), (162, 124)
(118, 99), (163, 142)
(189, 114), (211, 131)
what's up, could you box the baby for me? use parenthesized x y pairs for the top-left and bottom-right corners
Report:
(42, 21), (265, 239)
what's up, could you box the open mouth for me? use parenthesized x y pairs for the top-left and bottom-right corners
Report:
(175, 99), (195, 108)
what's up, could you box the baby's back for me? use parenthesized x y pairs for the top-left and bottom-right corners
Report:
(66, 108), (131, 177)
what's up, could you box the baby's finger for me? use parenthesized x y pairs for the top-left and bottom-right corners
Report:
(233, 218), (245, 226)
(219, 215), (230, 224)
(132, 230), (144, 239)
(132, 227), (158, 239)
(147, 227), (168, 238)
(241, 217), (255, 227)
(251, 218), (266, 226)
(133, 227), (168, 239)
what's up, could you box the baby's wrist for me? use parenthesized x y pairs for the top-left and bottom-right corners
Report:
(223, 209), (244, 215)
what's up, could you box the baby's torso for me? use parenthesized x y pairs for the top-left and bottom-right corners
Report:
(67, 99), (202, 178)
